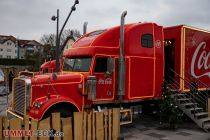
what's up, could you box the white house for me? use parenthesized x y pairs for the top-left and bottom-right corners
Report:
(0, 35), (18, 59)
(0, 35), (43, 59)
(62, 31), (81, 51)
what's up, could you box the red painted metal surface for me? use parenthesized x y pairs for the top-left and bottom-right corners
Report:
(184, 27), (210, 88)
(19, 22), (210, 120)
(164, 25), (210, 90)
(39, 59), (62, 74)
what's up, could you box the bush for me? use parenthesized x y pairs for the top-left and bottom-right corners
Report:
(0, 58), (35, 66)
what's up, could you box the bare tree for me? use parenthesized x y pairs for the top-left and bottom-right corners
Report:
(40, 29), (81, 61)
(40, 29), (81, 46)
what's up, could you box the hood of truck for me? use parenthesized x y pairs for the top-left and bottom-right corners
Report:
(26, 72), (85, 119)
(30, 72), (85, 108)
(31, 72), (83, 85)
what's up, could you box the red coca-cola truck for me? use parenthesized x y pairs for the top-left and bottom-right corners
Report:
(7, 12), (210, 122)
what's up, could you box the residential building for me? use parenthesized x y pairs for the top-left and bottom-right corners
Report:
(0, 35), (43, 59)
(0, 35), (18, 59)
(62, 31), (81, 51)
(18, 40), (43, 59)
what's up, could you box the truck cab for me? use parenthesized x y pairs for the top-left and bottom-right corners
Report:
(7, 22), (164, 120)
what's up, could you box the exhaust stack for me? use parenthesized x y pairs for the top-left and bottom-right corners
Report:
(83, 21), (88, 35)
(118, 11), (127, 101)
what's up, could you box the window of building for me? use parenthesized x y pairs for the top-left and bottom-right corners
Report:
(7, 49), (12, 52)
(26, 50), (34, 54)
(94, 57), (108, 73)
(0, 49), (3, 51)
(7, 42), (12, 46)
(0, 55), (2, 58)
(7, 56), (11, 58)
(141, 34), (153, 48)
(15, 50), (17, 54)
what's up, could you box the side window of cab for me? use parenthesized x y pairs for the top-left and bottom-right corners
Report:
(94, 57), (108, 73)
(141, 34), (153, 48)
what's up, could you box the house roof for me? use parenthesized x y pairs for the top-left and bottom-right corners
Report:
(18, 39), (43, 47)
(0, 35), (16, 44)
(0, 35), (42, 47)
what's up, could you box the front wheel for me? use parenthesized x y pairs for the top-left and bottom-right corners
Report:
(51, 108), (73, 118)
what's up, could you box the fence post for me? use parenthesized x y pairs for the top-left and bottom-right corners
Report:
(24, 115), (30, 140)
(95, 112), (104, 140)
(112, 108), (120, 140)
(74, 112), (83, 140)
(62, 117), (73, 140)
(38, 117), (50, 140)
(208, 98), (210, 117)
(0, 117), (2, 140)
(10, 118), (22, 140)
(52, 113), (61, 140)
(104, 111), (108, 140)
(30, 119), (38, 140)
(87, 112), (92, 140)
(3, 117), (9, 140)
(83, 112), (87, 140)
(108, 109), (112, 140)
(92, 112), (95, 140)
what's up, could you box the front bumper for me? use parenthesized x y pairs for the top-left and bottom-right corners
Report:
(6, 109), (24, 120)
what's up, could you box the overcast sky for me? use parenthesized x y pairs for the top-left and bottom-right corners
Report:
(0, 0), (210, 41)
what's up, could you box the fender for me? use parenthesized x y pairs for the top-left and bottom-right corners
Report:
(29, 96), (81, 120)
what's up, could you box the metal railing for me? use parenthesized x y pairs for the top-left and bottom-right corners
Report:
(184, 70), (210, 100)
(166, 69), (209, 114)
(166, 75), (200, 117)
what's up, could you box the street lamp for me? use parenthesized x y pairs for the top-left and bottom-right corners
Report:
(51, 9), (59, 70)
(52, 0), (79, 72)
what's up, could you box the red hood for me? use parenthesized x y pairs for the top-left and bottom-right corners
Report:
(31, 72), (83, 85)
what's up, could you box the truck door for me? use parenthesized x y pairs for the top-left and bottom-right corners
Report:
(93, 56), (115, 101)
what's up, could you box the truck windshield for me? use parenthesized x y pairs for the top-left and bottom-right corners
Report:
(63, 57), (92, 72)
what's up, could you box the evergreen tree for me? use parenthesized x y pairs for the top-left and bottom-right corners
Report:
(159, 81), (181, 129)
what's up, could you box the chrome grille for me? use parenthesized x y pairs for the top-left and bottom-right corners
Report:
(13, 79), (26, 115)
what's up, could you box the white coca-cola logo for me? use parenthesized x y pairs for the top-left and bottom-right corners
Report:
(191, 41), (210, 78)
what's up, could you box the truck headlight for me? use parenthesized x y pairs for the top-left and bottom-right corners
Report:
(34, 101), (42, 109)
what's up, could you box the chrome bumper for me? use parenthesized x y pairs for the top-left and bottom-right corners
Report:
(6, 109), (24, 120)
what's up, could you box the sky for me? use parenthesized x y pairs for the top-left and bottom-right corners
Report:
(0, 0), (210, 41)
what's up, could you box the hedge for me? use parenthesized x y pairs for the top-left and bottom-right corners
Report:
(0, 58), (35, 66)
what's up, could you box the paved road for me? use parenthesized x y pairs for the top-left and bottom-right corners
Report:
(121, 115), (210, 140)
